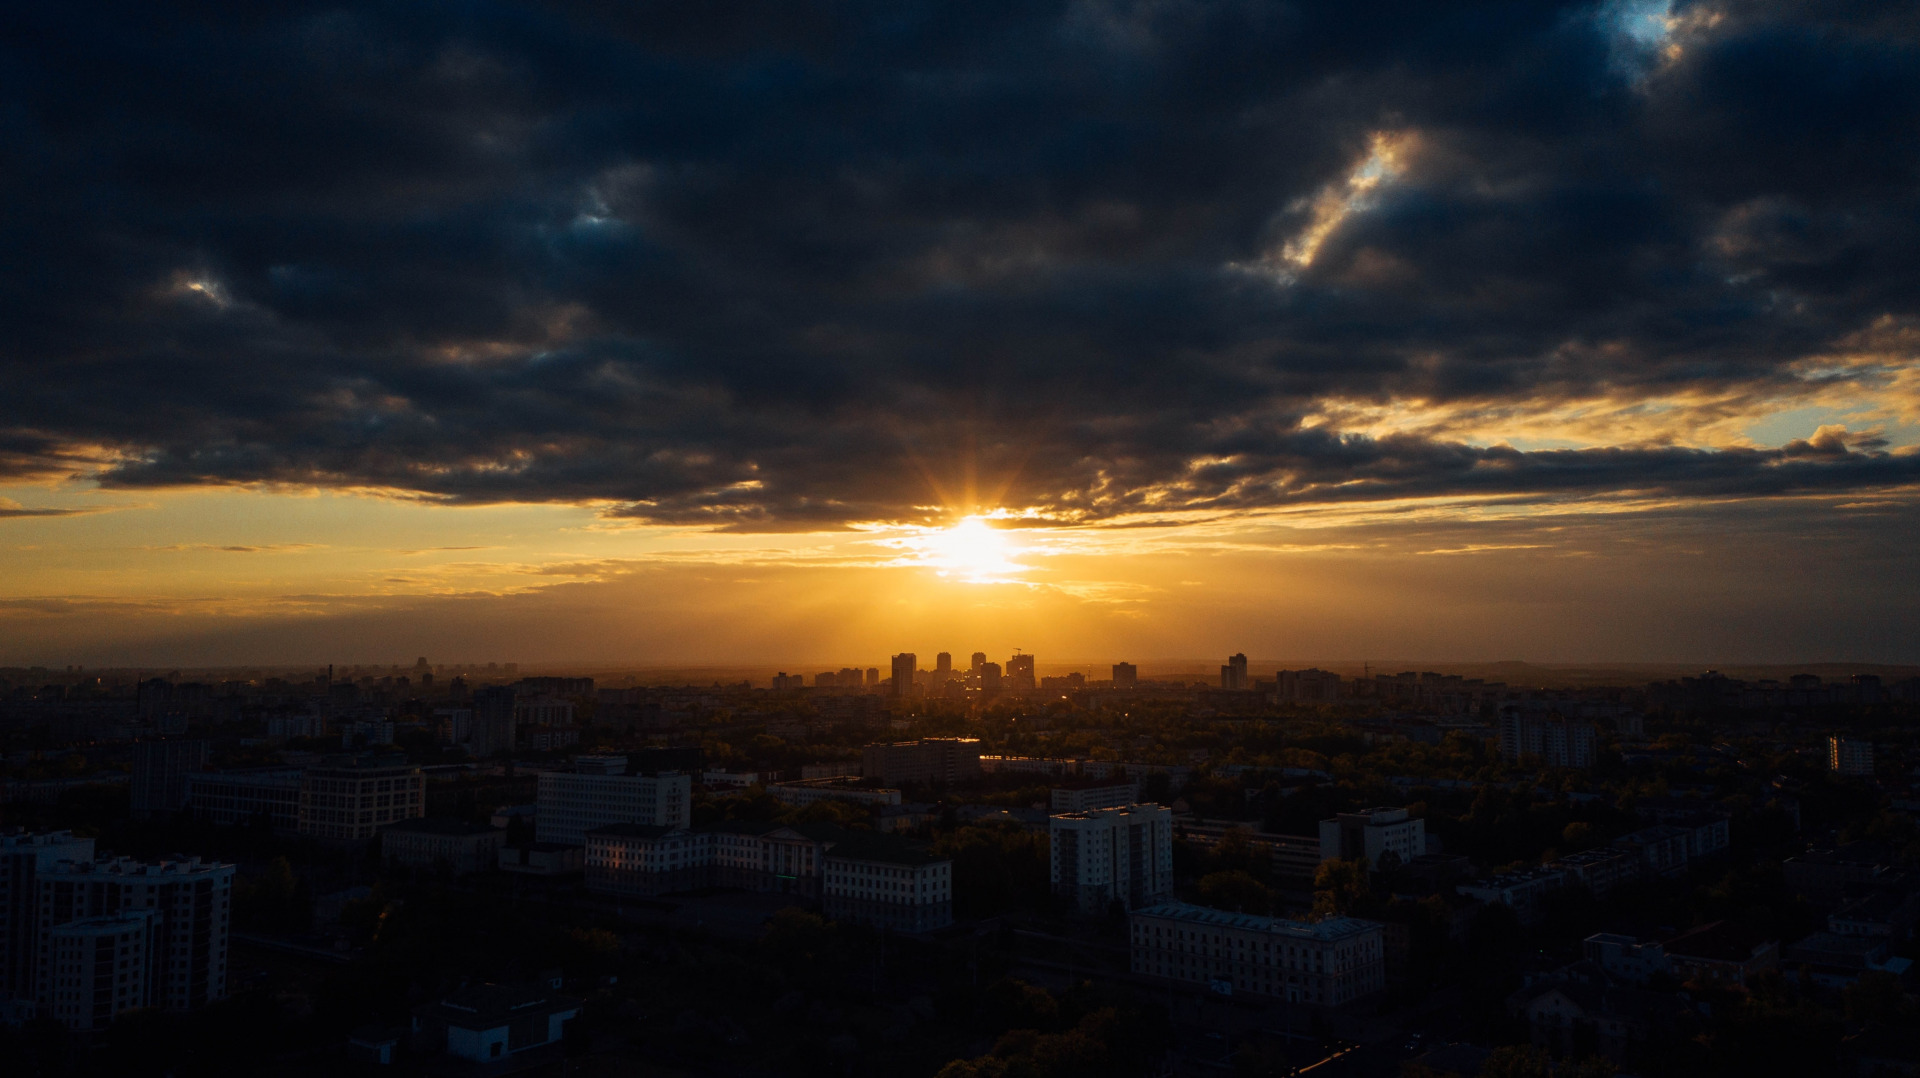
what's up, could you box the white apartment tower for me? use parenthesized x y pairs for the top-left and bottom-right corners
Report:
(40, 911), (156, 1031)
(1050, 803), (1174, 915)
(0, 830), (96, 999)
(35, 856), (234, 1012)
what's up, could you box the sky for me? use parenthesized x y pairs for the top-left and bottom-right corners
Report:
(4, 0), (1920, 667)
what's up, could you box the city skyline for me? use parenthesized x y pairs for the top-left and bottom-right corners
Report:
(5, 3), (1920, 666)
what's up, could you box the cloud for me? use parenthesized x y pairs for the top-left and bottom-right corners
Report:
(2, 1), (1919, 530)
(0, 498), (106, 519)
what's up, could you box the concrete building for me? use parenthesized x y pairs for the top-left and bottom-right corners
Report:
(1112, 662), (1138, 688)
(36, 856), (234, 1013)
(469, 686), (516, 757)
(1176, 820), (1323, 885)
(1131, 903), (1385, 1006)
(1611, 826), (1692, 879)
(1583, 932), (1674, 985)
(1050, 780), (1141, 814)
(38, 910), (155, 1031)
(768, 779), (902, 808)
(1277, 668), (1343, 703)
(184, 767), (303, 831)
(822, 831), (953, 932)
(1319, 807), (1426, 870)
(380, 819), (508, 875)
(130, 740), (209, 818)
(862, 739), (982, 785)
(1550, 848), (1640, 899)
(1498, 710), (1598, 768)
(0, 830), (96, 1000)
(1457, 867), (1569, 925)
(1050, 804), (1174, 915)
(1831, 737), (1875, 777)
(890, 653), (917, 697)
(297, 755), (426, 841)
(414, 982), (581, 1063)
(1005, 653), (1036, 692)
(535, 757), (692, 846)
(1220, 653), (1249, 691)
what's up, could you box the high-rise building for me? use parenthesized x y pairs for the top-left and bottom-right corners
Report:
(297, 755), (426, 841)
(36, 856), (234, 1013)
(470, 686), (516, 757)
(1051, 804), (1174, 915)
(1006, 653), (1036, 692)
(1220, 653), (1249, 691)
(1497, 709), (1598, 769)
(536, 757), (693, 846)
(130, 740), (210, 818)
(890, 653), (917, 697)
(935, 653), (952, 683)
(865, 667), (880, 689)
(978, 662), (1002, 692)
(1318, 807), (1426, 870)
(0, 830), (96, 999)
(1112, 662), (1138, 688)
(1830, 737), (1875, 777)
(969, 652), (987, 675)
(39, 910), (156, 1031)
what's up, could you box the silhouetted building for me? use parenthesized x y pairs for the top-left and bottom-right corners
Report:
(1112, 662), (1138, 688)
(0, 830), (96, 1000)
(1220, 653), (1249, 690)
(862, 739), (981, 785)
(470, 686), (516, 757)
(130, 740), (209, 818)
(1006, 653), (1035, 691)
(890, 653), (917, 697)
(1498, 708), (1597, 768)
(935, 652), (952, 683)
(184, 767), (302, 831)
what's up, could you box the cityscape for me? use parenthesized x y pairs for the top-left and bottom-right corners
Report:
(8, 0), (1920, 1076)
(4, 656), (1920, 1075)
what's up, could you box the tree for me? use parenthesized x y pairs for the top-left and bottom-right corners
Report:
(1198, 870), (1272, 914)
(1311, 858), (1369, 918)
(1481, 1044), (1550, 1078)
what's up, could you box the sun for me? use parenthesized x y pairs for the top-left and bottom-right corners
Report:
(917, 516), (1026, 583)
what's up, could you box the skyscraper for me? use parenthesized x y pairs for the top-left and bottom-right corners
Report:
(935, 652), (952, 683)
(969, 652), (986, 675)
(130, 739), (209, 818)
(890, 653), (917, 697)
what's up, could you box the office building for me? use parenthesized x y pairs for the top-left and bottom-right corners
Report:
(535, 757), (692, 846)
(1049, 780), (1141, 814)
(470, 686), (516, 757)
(1498, 709), (1598, 768)
(36, 856), (234, 1012)
(380, 819), (508, 875)
(890, 653), (917, 697)
(297, 755), (426, 841)
(1319, 807), (1426, 870)
(0, 830), (96, 999)
(1131, 903), (1385, 1006)
(1112, 662), (1138, 689)
(1831, 737), (1875, 777)
(130, 740), (210, 818)
(1220, 653), (1249, 691)
(1006, 653), (1036, 692)
(184, 768), (303, 831)
(39, 911), (155, 1031)
(862, 739), (982, 785)
(1050, 804), (1174, 915)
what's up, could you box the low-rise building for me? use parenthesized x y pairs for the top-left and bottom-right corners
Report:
(1611, 826), (1692, 879)
(821, 832), (953, 932)
(1130, 903), (1385, 1006)
(498, 844), (583, 876)
(1049, 780), (1140, 814)
(1660, 921), (1776, 986)
(413, 982), (581, 1063)
(380, 819), (508, 875)
(1457, 867), (1568, 925)
(1550, 848), (1640, 899)
(768, 779), (902, 808)
(1176, 819), (1322, 884)
(298, 755), (426, 841)
(1319, 807), (1425, 870)
(184, 768), (303, 831)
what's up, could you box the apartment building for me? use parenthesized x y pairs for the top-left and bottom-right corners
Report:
(768, 779), (903, 808)
(0, 830), (96, 999)
(535, 756), (693, 846)
(1498, 710), (1598, 769)
(1049, 780), (1140, 814)
(1050, 804), (1174, 915)
(1831, 736), (1875, 777)
(35, 856), (234, 1012)
(40, 911), (155, 1031)
(1131, 902), (1386, 1006)
(130, 740), (209, 818)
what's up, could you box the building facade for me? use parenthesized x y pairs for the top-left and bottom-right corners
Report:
(1050, 781), (1141, 814)
(1498, 711), (1598, 768)
(39, 911), (155, 1031)
(184, 768), (303, 831)
(861, 739), (982, 785)
(297, 756), (426, 841)
(130, 740), (209, 818)
(535, 761), (693, 846)
(1131, 903), (1385, 1006)
(1831, 737), (1875, 777)
(1319, 807), (1426, 870)
(1050, 804), (1174, 915)
(35, 856), (234, 1013)
(380, 819), (508, 875)
(0, 830), (96, 1000)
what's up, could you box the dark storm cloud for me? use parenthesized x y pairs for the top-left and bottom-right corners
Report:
(4, 0), (1919, 526)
